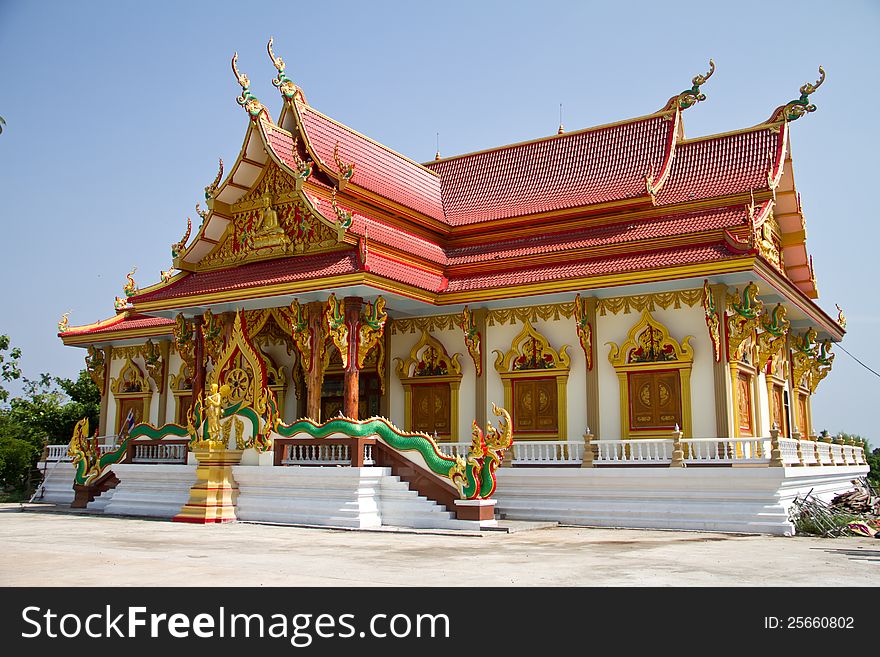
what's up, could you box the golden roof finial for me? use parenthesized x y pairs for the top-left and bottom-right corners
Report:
(769, 66), (826, 123)
(835, 303), (846, 329)
(557, 103), (564, 134)
(205, 157), (223, 200)
(268, 36), (304, 102)
(677, 59), (715, 110)
(231, 52), (268, 120)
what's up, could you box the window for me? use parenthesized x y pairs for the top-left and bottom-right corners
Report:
(513, 378), (558, 433)
(627, 370), (682, 432)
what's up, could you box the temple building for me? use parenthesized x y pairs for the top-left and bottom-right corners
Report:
(51, 43), (866, 534)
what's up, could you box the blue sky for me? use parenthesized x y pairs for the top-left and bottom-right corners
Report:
(1, 1), (878, 438)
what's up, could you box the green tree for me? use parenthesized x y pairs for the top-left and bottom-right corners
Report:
(0, 353), (100, 495)
(0, 334), (22, 402)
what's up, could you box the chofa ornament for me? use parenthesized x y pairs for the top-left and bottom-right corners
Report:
(771, 66), (826, 123)
(267, 37), (304, 102)
(231, 52), (269, 121)
(677, 59), (715, 110)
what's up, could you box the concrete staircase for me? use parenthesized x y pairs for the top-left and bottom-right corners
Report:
(234, 466), (478, 530)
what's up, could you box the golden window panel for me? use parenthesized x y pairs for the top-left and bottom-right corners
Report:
(736, 371), (754, 437)
(607, 310), (694, 439)
(395, 331), (462, 440)
(494, 321), (570, 440)
(627, 370), (682, 432)
(512, 378), (559, 434)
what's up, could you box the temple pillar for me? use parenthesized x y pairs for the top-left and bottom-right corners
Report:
(710, 284), (733, 437)
(472, 307), (489, 429)
(582, 296), (600, 439)
(306, 301), (325, 421)
(343, 296), (363, 419)
(192, 316), (206, 408)
(98, 345), (113, 436)
(379, 325), (392, 419)
(157, 341), (170, 426)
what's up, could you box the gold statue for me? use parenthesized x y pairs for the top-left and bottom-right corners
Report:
(205, 382), (228, 445)
(252, 194), (288, 249)
(258, 194), (280, 231)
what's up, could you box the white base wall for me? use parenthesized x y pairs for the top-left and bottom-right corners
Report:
(34, 462), (75, 505)
(234, 466), (476, 530)
(102, 464), (197, 519)
(494, 465), (869, 535)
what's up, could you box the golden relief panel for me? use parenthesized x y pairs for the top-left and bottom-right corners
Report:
(199, 164), (341, 270)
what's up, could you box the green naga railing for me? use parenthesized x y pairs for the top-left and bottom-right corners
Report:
(69, 418), (190, 486)
(274, 404), (513, 500)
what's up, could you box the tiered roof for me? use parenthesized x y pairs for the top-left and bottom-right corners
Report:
(62, 48), (840, 342)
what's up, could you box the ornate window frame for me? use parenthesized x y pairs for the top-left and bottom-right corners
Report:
(606, 310), (694, 439)
(493, 321), (570, 440)
(111, 357), (152, 433)
(395, 331), (462, 440)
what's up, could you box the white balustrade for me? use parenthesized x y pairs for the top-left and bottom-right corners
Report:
(363, 443), (375, 466)
(436, 443), (470, 459)
(512, 441), (583, 465)
(45, 444), (72, 462)
(799, 439), (818, 465)
(282, 443), (350, 466)
(778, 438), (801, 465)
(814, 441), (832, 465)
(682, 437), (768, 464)
(830, 442), (845, 465)
(594, 439), (672, 464)
(132, 442), (188, 464)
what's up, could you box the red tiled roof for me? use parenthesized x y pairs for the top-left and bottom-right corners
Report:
(306, 195), (447, 265)
(425, 115), (675, 225)
(445, 243), (738, 292)
(132, 252), (362, 303)
(367, 253), (447, 293)
(295, 106), (445, 221)
(62, 314), (173, 337)
(446, 206), (747, 265)
(656, 128), (782, 204)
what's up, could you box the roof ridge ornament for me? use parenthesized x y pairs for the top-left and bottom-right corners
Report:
(232, 52), (270, 122)
(676, 59), (715, 110)
(205, 158), (223, 200)
(333, 141), (356, 189)
(291, 136), (312, 185)
(769, 66), (826, 123)
(267, 37), (306, 103)
(331, 187), (353, 241)
(171, 217), (192, 259)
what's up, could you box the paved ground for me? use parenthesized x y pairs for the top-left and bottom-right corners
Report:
(1, 506), (877, 586)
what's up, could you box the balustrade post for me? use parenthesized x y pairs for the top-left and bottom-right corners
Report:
(581, 429), (595, 468)
(768, 425), (784, 467)
(500, 442), (514, 468)
(793, 424), (805, 466)
(350, 438), (365, 467)
(669, 425), (685, 468)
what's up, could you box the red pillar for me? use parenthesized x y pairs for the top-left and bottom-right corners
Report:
(343, 297), (363, 419)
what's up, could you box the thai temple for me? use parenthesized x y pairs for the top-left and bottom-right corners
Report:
(46, 40), (866, 534)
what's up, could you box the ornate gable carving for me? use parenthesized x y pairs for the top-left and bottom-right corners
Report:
(607, 310), (693, 369)
(396, 331), (462, 380)
(111, 359), (150, 396)
(199, 163), (343, 270)
(494, 322), (570, 373)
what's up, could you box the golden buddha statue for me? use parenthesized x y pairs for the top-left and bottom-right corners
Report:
(253, 194), (289, 249)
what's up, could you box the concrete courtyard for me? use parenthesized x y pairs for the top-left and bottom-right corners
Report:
(1, 507), (877, 586)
